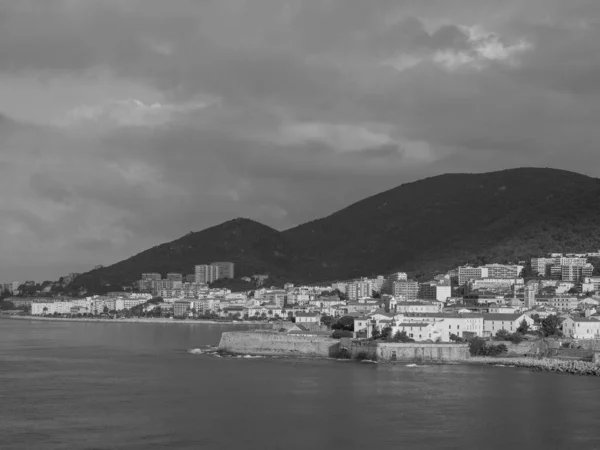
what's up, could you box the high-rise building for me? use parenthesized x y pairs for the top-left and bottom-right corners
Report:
(347, 280), (374, 300)
(195, 265), (220, 284)
(561, 264), (594, 282)
(393, 281), (419, 300)
(210, 262), (235, 279)
(458, 266), (489, 285)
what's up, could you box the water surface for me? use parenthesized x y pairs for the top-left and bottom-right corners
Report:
(1, 318), (599, 450)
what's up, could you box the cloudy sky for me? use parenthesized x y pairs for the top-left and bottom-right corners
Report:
(1, 0), (599, 280)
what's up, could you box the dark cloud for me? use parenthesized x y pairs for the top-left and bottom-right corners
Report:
(0, 0), (599, 279)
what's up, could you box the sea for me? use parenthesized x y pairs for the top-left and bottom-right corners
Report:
(1, 319), (600, 450)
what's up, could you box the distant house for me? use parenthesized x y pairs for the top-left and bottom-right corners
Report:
(482, 313), (534, 337)
(295, 312), (321, 324)
(562, 317), (600, 339)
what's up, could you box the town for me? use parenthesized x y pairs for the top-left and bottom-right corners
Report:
(3, 252), (600, 350)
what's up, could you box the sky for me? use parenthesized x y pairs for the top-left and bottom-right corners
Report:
(1, 0), (600, 281)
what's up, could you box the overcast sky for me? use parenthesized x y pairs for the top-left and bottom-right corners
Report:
(1, 0), (599, 280)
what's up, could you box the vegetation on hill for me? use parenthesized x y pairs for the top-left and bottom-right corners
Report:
(70, 168), (600, 293)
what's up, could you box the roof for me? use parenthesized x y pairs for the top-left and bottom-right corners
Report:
(295, 312), (320, 317)
(567, 317), (600, 323)
(481, 313), (525, 321)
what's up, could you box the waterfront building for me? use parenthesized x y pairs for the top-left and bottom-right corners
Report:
(173, 300), (192, 318)
(481, 313), (534, 337)
(562, 317), (600, 339)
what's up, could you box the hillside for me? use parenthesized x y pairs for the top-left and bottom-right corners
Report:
(73, 168), (600, 291)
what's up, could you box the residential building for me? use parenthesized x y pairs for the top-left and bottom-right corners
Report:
(195, 265), (220, 284)
(392, 281), (419, 300)
(481, 313), (534, 337)
(562, 317), (600, 339)
(173, 300), (192, 318)
(458, 266), (489, 285)
(468, 278), (523, 292)
(166, 273), (183, 282)
(419, 282), (452, 302)
(484, 264), (523, 279)
(141, 273), (162, 281)
(547, 296), (580, 311)
(347, 279), (374, 300)
(561, 264), (594, 282)
(210, 262), (235, 279)
(115, 298), (147, 311)
(295, 312), (321, 324)
(404, 313), (484, 341)
(396, 302), (443, 314)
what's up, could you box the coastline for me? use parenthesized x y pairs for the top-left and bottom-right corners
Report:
(466, 356), (600, 376)
(0, 315), (261, 326)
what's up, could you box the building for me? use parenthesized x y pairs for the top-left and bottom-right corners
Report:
(458, 266), (489, 285)
(173, 300), (192, 318)
(392, 281), (419, 300)
(562, 317), (600, 339)
(166, 273), (183, 282)
(396, 302), (443, 314)
(547, 296), (580, 311)
(419, 282), (452, 302)
(195, 265), (220, 284)
(210, 262), (235, 279)
(141, 273), (162, 281)
(481, 313), (534, 337)
(347, 279), (374, 300)
(524, 283), (536, 309)
(484, 264), (523, 279)
(561, 264), (594, 282)
(468, 278), (523, 292)
(295, 312), (321, 324)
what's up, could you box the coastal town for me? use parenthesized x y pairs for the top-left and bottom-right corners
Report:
(3, 253), (600, 351)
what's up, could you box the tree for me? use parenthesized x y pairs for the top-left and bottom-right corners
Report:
(381, 326), (393, 340)
(332, 330), (353, 339)
(495, 329), (511, 340)
(321, 315), (335, 327)
(103, 306), (109, 314)
(517, 319), (530, 334)
(508, 333), (524, 344)
(449, 333), (465, 343)
(371, 324), (381, 340)
(540, 315), (563, 337)
(393, 330), (414, 343)
(0, 300), (15, 310)
(567, 287), (579, 294)
(371, 290), (381, 299)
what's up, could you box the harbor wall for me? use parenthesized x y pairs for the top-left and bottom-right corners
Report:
(347, 340), (469, 362)
(218, 331), (341, 357)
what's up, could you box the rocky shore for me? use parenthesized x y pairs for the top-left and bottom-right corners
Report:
(468, 356), (600, 376)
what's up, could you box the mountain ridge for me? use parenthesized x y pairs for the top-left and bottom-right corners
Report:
(72, 167), (600, 291)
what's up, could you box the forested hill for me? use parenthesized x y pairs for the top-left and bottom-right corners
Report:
(73, 168), (600, 292)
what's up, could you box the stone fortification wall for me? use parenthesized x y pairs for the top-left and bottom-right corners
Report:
(218, 331), (340, 357)
(348, 340), (469, 362)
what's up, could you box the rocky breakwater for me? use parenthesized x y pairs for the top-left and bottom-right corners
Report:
(468, 356), (600, 376)
(218, 331), (341, 357)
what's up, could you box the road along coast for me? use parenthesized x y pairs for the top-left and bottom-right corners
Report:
(0, 315), (254, 325)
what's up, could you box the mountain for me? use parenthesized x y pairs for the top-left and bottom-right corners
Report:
(73, 168), (600, 291)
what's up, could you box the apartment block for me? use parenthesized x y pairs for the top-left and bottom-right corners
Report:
(418, 282), (451, 302)
(392, 280), (419, 300)
(195, 265), (220, 284)
(561, 264), (594, 282)
(458, 266), (489, 285)
(166, 273), (183, 282)
(210, 262), (235, 279)
(484, 264), (523, 279)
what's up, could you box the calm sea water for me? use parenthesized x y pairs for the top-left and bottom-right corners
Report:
(1, 319), (599, 450)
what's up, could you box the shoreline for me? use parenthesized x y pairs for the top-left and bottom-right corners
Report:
(0, 315), (265, 326)
(466, 356), (600, 376)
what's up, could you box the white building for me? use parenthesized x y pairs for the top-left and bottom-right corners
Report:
(482, 313), (534, 337)
(458, 266), (489, 285)
(562, 317), (600, 339)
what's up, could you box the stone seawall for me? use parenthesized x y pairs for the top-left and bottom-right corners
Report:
(348, 340), (469, 362)
(218, 331), (341, 357)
